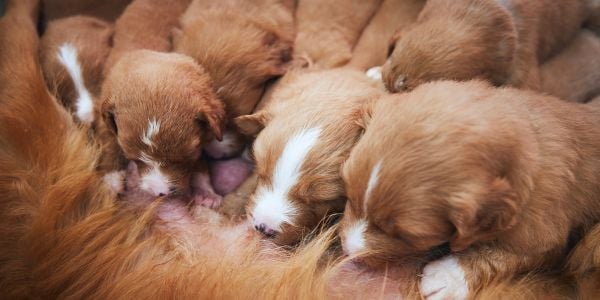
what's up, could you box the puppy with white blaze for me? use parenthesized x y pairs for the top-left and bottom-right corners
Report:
(235, 69), (384, 245)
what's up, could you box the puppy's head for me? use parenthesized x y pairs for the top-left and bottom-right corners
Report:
(101, 50), (225, 197)
(235, 70), (383, 245)
(173, 11), (293, 117)
(382, 1), (516, 92)
(339, 82), (526, 267)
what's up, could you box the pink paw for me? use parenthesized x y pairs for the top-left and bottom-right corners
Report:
(193, 191), (223, 209)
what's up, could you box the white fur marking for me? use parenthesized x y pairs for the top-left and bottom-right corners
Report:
(420, 256), (469, 300)
(343, 219), (367, 256)
(56, 43), (94, 124)
(141, 119), (160, 147)
(103, 170), (125, 193)
(363, 160), (382, 213)
(139, 154), (170, 196)
(366, 66), (383, 82)
(251, 127), (321, 232)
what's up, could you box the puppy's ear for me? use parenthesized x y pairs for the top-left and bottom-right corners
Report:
(262, 31), (293, 76)
(101, 99), (118, 135)
(197, 102), (226, 142)
(234, 110), (271, 137)
(448, 178), (519, 252)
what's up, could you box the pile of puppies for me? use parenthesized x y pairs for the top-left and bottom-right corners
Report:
(1, 0), (600, 298)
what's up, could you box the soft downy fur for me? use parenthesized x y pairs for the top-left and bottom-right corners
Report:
(294, 0), (381, 68)
(0, 2), (412, 298)
(338, 80), (600, 298)
(103, 0), (192, 75)
(39, 15), (113, 125)
(382, 0), (589, 92)
(346, 0), (425, 71)
(540, 30), (600, 103)
(173, 0), (295, 159)
(234, 69), (384, 245)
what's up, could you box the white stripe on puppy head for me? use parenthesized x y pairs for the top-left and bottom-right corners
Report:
(139, 152), (170, 196)
(343, 219), (367, 256)
(141, 118), (160, 147)
(363, 160), (382, 214)
(251, 127), (321, 232)
(56, 43), (94, 125)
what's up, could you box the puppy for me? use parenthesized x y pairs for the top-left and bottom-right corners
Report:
(173, 0), (294, 159)
(382, 0), (589, 92)
(235, 69), (384, 245)
(101, 50), (225, 203)
(39, 16), (113, 125)
(346, 0), (425, 71)
(540, 30), (600, 103)
(338, 80), (600, 299)
(103, 0), (192, 75)
(294, 0), (381, 68)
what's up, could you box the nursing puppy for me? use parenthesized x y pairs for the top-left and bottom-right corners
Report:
(39, 16), (113, 125)
(339, 80), (600, 299)
(235, 69), (384, 245)
(540, 30), (600, 103)
(173, 0), (294, 159)
(295, 0), (381, 68)
(347, 0), (424, 71)
(101, 50), (225, 203)
(382, 0), (588, 92)
(103, 0), (191, 74)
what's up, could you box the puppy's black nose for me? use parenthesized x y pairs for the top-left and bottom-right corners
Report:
(254, 223), (277, 238)
(158, 192), (166, 197)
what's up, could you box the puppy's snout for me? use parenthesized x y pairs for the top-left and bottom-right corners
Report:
(254, 223), (277, 238)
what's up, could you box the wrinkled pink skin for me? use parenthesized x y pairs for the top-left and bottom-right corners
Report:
(208, 156), (254, 196)
(120, 162), (407, 298)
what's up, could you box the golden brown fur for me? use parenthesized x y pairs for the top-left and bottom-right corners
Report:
(234, 69), (384, 245)
(340, 80), (600, 296)
(294, 0), (381, 68)
(39, 15), (113, 121)
(540, 30), (600, 103)
(103, 0), (192, 75)
(382, 0), (588, 92)
(0, 2), (410, 298)
(346, 0), (425, 70)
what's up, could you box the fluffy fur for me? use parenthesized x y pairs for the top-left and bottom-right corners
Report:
(234, 69), (384, 245)
(382, 0), (589, 92)
(294, 0), (381, 68)
(39, 15), (113, 124)
(346, 0), (425, 70)
(339, 80), (600, 297)
(0, 3), (412, 298)
(540, 29), (600, 103)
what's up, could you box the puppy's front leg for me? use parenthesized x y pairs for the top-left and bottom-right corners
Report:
(191, 160), (223, 209)
(420, 245), (560, 299)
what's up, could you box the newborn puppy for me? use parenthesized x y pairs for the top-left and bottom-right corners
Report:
(339, 80), (600, 299)
(104, 0), (192, 75)
(346, 0), (425, 71)
(101, 50), (225, 203)
(173, 0), (294, 159)
(540, 30), (600, 103)
(235, 69), (384, 245)
(295, 0), (381, 68)
(382, 0), (589, 92)
(39, 16), (113, 125)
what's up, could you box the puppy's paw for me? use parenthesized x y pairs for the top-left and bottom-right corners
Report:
(193, 191), (223, 209)
(420, 256), (469, 300)
(366, 66), (383, 82)
(103, 170), (126, 194)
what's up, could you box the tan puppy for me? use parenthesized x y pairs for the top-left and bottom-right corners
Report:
(347, 0), (425, 71)
(234, 69), (384, 245)
(382, 0), (589, 92)
(173, 0), (294, 159)
(39, 16), (113, 125)
(103, 0), (192, 75)
(540, 30), (600, 103)
(294, 0), (381, 69)
(42, 0), (131, 21)
(101, 50), (225, 202)
(338, 80), (600, 299)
